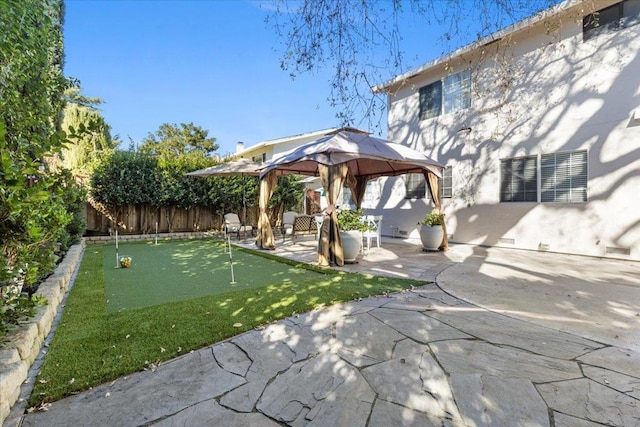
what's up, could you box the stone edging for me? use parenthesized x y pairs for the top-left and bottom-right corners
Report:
(0, 241), (86, 426)
(83, 230), (219, 244)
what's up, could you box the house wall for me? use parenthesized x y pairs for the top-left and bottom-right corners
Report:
(378, 1), (640, 260)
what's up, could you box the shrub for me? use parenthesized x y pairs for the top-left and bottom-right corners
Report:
(1, 0), (70, 330)
(337, 208), (369, 232)
(419, 212), (445, 227)
(54, 169), (87, 251)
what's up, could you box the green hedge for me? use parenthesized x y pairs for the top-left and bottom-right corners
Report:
(90, 150), (304, 223)
(0, 0), (84, 335)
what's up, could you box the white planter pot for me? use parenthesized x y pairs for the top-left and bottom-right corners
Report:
(340, 230), (362, 262)
(419, 225), (444, 251)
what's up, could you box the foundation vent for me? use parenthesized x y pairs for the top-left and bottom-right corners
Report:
(605, 246), (630, 256)
(538, 243), (550, 251)
(398, 230), (409, 236)
(498, 238), (515, 245)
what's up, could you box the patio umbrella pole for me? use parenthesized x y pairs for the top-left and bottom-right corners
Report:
(242, 175), (246, 227)
(227, 234), (236, 284)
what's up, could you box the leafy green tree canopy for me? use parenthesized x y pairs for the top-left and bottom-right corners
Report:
(90, 151), (160, 212)
(139, 122), (219, 166)
(58, 85), (118, 175)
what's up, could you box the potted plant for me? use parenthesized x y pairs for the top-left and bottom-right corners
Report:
(337, 208), (368, 262)
(418, 211), (445, 251)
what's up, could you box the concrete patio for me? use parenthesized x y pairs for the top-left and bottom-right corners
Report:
(15, 238), (640, 426)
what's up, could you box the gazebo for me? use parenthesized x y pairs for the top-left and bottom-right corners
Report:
(256, 130), (445, 267)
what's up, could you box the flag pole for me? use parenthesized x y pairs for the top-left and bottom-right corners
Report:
(115, 226), (120, 268)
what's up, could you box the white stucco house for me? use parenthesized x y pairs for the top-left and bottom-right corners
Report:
(233, 128), (349, 164)
(367, 0), (640, 260)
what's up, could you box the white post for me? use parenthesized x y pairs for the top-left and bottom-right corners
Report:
(115, 226), (119, 268)
(228, 234), (236, 284)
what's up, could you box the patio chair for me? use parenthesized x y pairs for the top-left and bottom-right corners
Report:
(362, 215), (383, 253)
(281, 211), (298, 242)
(291, 215), (318, 242)
(223, 213), (252, 239)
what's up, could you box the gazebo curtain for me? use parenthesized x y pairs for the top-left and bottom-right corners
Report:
(346, 169), (369, 209)
(424, 170), (449, 251)
(255, 170), (277, 250)
(255, 166), (447, 257)
(317, 163), (348, 266)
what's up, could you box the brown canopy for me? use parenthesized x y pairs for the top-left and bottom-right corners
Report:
(259, 130), (442, 179)
(256, 130), (446, 265)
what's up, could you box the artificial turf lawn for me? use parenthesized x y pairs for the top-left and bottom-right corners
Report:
(29, 240), (427, 407)
(104, 239), (328, 312)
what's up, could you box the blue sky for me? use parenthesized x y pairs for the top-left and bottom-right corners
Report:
(63, 0), (548, 156)
(65, 0), (342, 156)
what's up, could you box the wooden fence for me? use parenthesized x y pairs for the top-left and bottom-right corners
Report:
(84, 203), (265, 236)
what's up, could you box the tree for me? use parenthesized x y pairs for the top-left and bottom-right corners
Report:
(139, 122), (219, 165)
(57, 86), (118, 175)
(270, 175), (304, 220)
(89, 150), (160, 228)
(267, 0), (556, 130)
(139, 123), (219, 231)
(90, 151), (160, 212)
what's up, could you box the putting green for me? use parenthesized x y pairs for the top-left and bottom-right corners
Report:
(103, 239), (322, 313)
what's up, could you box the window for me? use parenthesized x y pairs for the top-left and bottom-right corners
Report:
(405, 173), (426, 199)
(441, 166), (453, 198)
(541, 150), (588, 202)
(425, 166), (452, 200)
(500, 156), (538, 202)
(363, 179), (381, 205)
(583, 0), (640, 41)
(342, 187), (356, 209)
(419, 70), (471, 120)
(500, 151), (588, 203)
(252, 153), (266, 164)
(419, 81), (442, 120)
(444, 71), (472, 113)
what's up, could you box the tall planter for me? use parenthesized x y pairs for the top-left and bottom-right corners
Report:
(419, 225), (444, 251)
(340, 230), (362, 262)
(337, 209), (366, 263)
